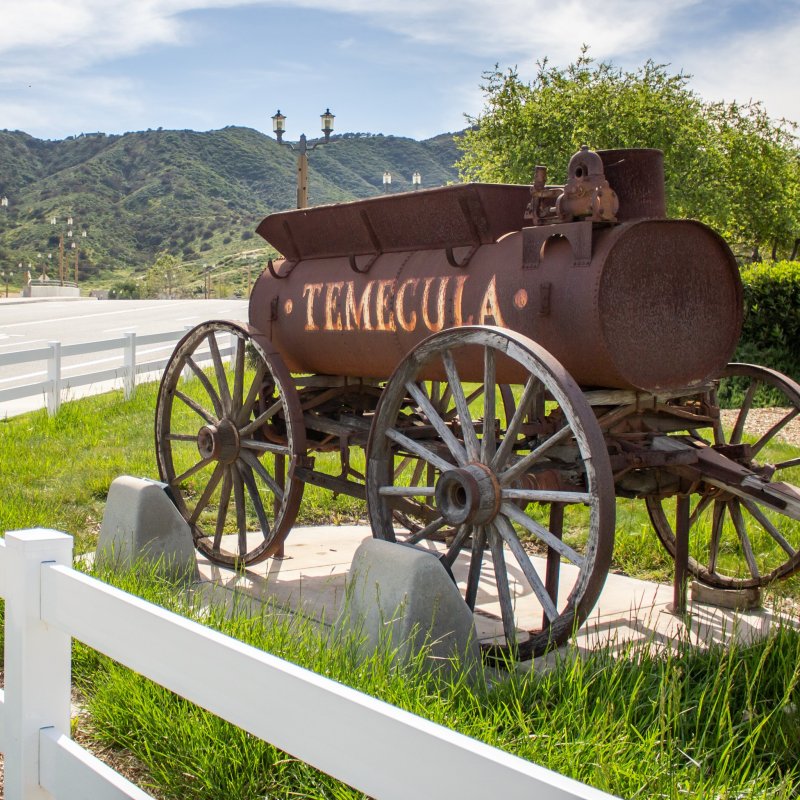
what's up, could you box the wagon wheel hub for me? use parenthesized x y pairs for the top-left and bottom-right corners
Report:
(435, 463), (501, 526)
(196, 419), (240, 464)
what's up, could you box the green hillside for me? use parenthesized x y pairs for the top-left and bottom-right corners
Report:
(0, 126), (462, 291)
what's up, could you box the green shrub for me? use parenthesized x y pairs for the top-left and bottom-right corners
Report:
(735, 260), (800, 383)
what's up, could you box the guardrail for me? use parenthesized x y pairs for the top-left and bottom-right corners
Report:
(0, 529), (615, 800)
(0, 329), (233, 415)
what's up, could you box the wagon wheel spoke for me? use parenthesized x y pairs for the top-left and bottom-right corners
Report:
(237, 362), (267, 427)
(239, 448), (284, 501)
(442, 386), (484, 423)
(385, 428), (455, 473)
(442, 350), (480, 461)
(501, 502), (584, 567)
(543, 503), (565, 629)
(238, 460), (272, 541)
(482, 347), (497, 464)
(407, 516), (447, 545)
(647, 363), (800, 589)
(240, 400), (284, 437)
(207, 332), (232, 417)
(185, 356), (224, 419)
(405, 380), (468, 466)
(367, 326), (615, 660)
(240, 439), (291, 456)
(465, 525), (487, 611)
(487, 524), (518, 647)
(442, 524), (473, 567)
(499, 425), (573, 486)
(213, 468), (233, 552)
(751, 408), (799, 459)
(495, 515), (559, 624)
(189, 463), (224, 525)
(741, 499), (796, 558)
(173, 456), (213, 486)
(231, 466), (248, 559)
(689, 493), (714, 529)
(156, 321), (305, 568)
(232, 336), (246, 415)
(707, 500), (725, 575)
(175, 389), (215, 425)
(730, 380), (759, 445)
(490, 375), (539, 471)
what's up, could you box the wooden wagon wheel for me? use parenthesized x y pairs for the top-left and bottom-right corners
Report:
(366, 326), (615, 660)
(647, 363), (800, 590)
(155, 320), (305, 568)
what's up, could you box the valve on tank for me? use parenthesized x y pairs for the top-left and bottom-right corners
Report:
(526, 145), (619, 226)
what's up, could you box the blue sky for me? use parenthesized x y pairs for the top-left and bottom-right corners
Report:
(0, 0), (798, 142)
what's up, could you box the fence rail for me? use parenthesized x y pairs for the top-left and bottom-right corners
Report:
(0, 529), (615, 800)
(0, 329), (233, 415)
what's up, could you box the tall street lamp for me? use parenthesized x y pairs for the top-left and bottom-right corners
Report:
(272, 108), (335, 209)
(50, 215), (87, 285)
(1, 268), (13, 297)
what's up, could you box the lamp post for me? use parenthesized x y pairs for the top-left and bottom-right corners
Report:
(272, 108), (335, 209)
(50, 215), (87, 285)
(382, 171), (392, 193)
(1, 268), (13, 297)
(412, 171), (422, 189)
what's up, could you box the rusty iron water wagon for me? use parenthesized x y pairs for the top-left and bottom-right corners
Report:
(154, 147), (800, 660)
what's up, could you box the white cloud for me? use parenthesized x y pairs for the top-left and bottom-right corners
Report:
(0, 0), (796, 137)
(681, 15), (800, 125)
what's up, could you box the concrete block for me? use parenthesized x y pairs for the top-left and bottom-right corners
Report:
(96, 476), (199, 582)
(691, 580), (762, 611)
(341, 538), (480, 671)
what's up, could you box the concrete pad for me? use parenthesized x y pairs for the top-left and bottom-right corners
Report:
(97, 476), (199, 582)
(192, 524), (795, 669)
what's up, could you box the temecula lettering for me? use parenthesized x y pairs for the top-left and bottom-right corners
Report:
(301, 275), (506, 333)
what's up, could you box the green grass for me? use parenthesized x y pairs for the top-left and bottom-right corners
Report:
(65, 560), (800, 799)
(3, 385), (800, 798)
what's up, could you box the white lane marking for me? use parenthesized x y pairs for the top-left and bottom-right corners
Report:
(0, 333), (50, 350)
(0, 300), (207, 329)
(103, 325), (140, 333)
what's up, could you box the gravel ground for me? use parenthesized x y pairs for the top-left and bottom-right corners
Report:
(719, 407), (800, 447)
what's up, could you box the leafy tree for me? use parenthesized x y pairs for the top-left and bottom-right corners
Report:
(458, 49), (800, 258)
(142, 253), (187, 299)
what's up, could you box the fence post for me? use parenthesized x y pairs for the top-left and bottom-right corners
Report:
(46, 341), (61, 416)
(3, 529), (73, 800)
(181, 325), (194, 383)
(124, 331), (137, 399)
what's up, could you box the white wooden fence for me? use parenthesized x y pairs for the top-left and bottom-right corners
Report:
(0, 528), (617, 800)
(0, 329), (232, 415)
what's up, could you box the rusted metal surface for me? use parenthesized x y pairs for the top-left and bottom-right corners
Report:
(598, 148), (666, 220)
(527, 145), (619, 225)
(256, 183), (531, 263)
(251, 215), (741, 391)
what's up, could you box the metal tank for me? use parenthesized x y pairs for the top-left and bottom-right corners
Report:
(251, 147), (743, 391)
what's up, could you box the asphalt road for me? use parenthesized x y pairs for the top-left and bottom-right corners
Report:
(0, 297), (249, 416)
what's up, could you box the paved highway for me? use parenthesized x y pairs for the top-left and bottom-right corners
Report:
(0, 297), (249, 416)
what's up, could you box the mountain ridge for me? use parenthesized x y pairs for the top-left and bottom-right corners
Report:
(0, 126), (463, 290)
